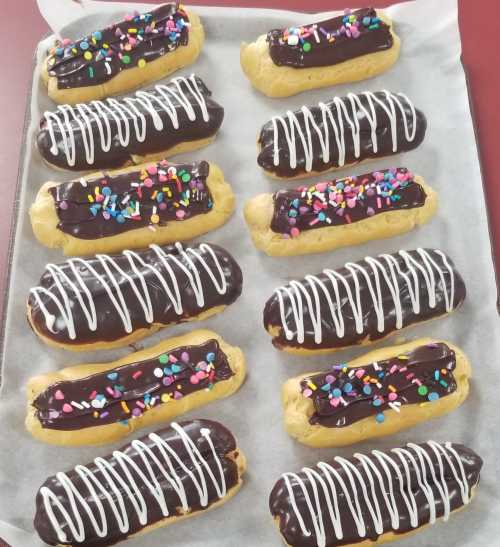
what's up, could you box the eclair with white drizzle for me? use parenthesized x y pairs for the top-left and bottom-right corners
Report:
(257, 90), (426, 180)
(37, 74), (224, 172)
(269, 440), (482, 547)
(30, 159), (235, 256)
(26, 329), (246, 446)
(27, 242), (243, 351)
(263, 248), (466, 354)
(241, 8), (400, 98)
(283, 338), (471, 448)
(244, 168), (437, 256)
(42, 4), (204, 105)
(34, 419), (246, 546)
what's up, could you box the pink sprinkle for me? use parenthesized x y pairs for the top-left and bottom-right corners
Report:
(62, 403), (73, 413)
(89, 390), (97, 400)
(196, 370), (206, 380)
(330, 398), (340, 407)
(373, 171), (384, 181)
(377, 197), (382, 209)
(302, 388), (312, 398)
(163, 376), (174, 386)
(396, 172), (408, 181)
(62, 38), (72, 46)
(390, 365), (398, 374)
(132, 371), (142, 380)
(351, 27), (360, 38)
(190, 374), (199, 385)
(147, 165), (158, 175)
(325, 374), (336, 384)
(315, 182), (328, 192)
(136, 401), (145, 409)
(169, 355), (178, 363)
(132, 408), (141, 416)
(355, 370), (365, 379)
(176, 210), (186, 219)
(159, 174), (168, 182)
(54, 389), (65, 400)
(347, 198), (357, 209)
(290, 227), (300, 238)
(106, 387), (115, 396)
(406, 373), (415, 380)
(197, 361), (208, 371)
(59, 201), (68, 210)
(143, 178), (154, 188)
(49, 410), (60, 419)
(388, 392), (398, 401)
(159, 202), (167, 210)
(367, 207), (375, 217)
(95, 194), (104, 203)
(181, 351), (190, 363)
(173, 391), (183, 400)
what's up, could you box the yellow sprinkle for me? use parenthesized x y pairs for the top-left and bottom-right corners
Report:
(93, 411), (99, 418)
(151, 190), (158, 200)
(388, 385), (396, 392)
(121, 401), (130, 413)
(307, 381), (317, 391)
(103, 43), (109, 49)
(441, 368), (447, 375)
(84, 51), (93, 61)
(151, 214), (160, 224)
(128, 28), (138, 34)
(94, 186), (100, 196)
(87, 194), (94, 203)
(398, 355), (409, 360)
(138, 58), (147, 68)
(161, 393), (170, 403)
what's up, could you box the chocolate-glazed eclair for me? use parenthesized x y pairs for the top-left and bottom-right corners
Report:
(34, 419), (246, 546)
(26, 330), (246, 446)
(37, 74), (224, 171)
(27, 242), (243, 351)
(30, 159), (235, 256)
(283, 338), (471, 447)
(269, 440), (482, 547)
(257, 90), (426, 179)
(245, 168), (437, 256)
(263, 248), (465, 354)
(42, 4), (204, 105)
(241, 8), (400, 98)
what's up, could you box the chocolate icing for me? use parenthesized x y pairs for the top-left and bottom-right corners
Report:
(37, 75), (224, 171)
(34, 419), (239, 546)
(270, 167), (425, 237)
(47, 4), (190, 89)
(269, 442), (482, 547)
(50, 160), (213, 240)
(28, 242), (243, 346)
(267, 8), (392, 69)
(257, 91), (427, 178)
(34, 339), (232, 430)
(302, 342), (457, 428)
(263, 248), (466, 351)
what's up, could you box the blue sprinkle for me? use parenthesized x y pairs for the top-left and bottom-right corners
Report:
(107, 372), (118, 381)
(102, 186), (112, 196)
(318, 212), (326, 221)
(373, 398), (382, 407)
(92, 31), (102, 41)
(363, 385), (372, 395)
(321, 383), (330, 392)
(206, 352), (216, 362)
(343, 383), (353, 393)
(96, 393), (106, 401)
(116, 214), (125, 224)
(80, 41), (89, 50)
(163, 367), (172, 375)
(375, 413), (385, 423)
(428, 392), (440, 402)
(157, 192), (164, 203)
(434, 370), (440, 381)
(336, 182), (345, 190)
(288, 209), (298, 218)
(332, 388), (342, 398)
(171, 364), (182, 374)
(55, 47), (64, 56)
(362, 16), (372, 26)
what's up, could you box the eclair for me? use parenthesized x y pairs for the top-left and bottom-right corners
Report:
(263, 248), (466, 354)
(283, 338), (471, 447)
(257, 90), (426, 180)
(244, 168), (437, 256)
(269, 440), (482, 547)
(42, 3), (204, 104)
(26, 329), (245, 446)
(241, 8), (400, 98)
(37, 74), (224, 171)
(30, 159), (235, 256)
(34, 420), (246, 546)
(27, 242), (243, 351)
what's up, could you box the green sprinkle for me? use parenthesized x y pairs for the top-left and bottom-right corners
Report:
(88, 66), (94, 78)
(159, 354), (168, 364)
(417, 385), (428, 396)
(122, 55), (131, 64)
(302, 42), (312, 53)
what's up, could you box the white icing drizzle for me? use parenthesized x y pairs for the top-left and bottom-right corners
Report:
(271, 90), (417, 172)
(42, 74), (210, 167)
(30, 242), (228, 340)
(275, 248), (456, 345)
(282, 441), (473, 547)
(40, 422), (228, 544)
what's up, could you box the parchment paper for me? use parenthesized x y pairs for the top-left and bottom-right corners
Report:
(0, 0), (498, 545)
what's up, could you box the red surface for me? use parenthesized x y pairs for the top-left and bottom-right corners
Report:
(0, 0), (498, 318)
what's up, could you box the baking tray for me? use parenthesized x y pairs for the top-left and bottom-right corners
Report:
(0, 0), (499, 545)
